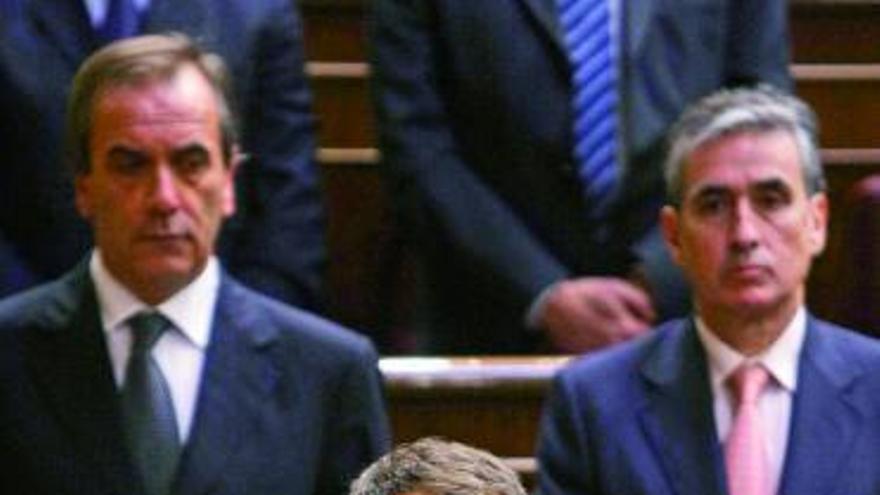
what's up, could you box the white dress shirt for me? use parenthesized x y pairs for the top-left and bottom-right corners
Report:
(695, 307), (808, 495)
(90, 250), (219, 443)
(82, 0), (150, 28)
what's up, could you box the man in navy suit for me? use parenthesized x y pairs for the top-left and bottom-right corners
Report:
(0, 0), (325, 310)
(0, 34), (389, 495)
(536, 87), (880, 495)
(371, 0), (792, 354)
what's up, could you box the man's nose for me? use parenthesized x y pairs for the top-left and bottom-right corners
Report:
(729, 200), (760, 252)
(148, 165), (182, 211)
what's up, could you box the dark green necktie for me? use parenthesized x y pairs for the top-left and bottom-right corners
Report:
(122, 312), (180, 495)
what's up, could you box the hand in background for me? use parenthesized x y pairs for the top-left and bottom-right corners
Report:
(538, 277), (656, 353)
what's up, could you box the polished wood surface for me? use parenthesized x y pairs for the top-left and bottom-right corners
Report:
(381, 356), (570, 455)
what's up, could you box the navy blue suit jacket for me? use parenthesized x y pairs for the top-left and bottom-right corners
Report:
(371, 0), (792, 352)
(0, 263), (390, 495)
(0, 0), (325, 309)
(537, 317), (880, 495)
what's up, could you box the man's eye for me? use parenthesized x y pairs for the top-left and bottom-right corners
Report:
(174, 151), (210, 178)
(755, 191), (790, 211)
(694, 195), (727, 216)
(108, 153), (147, 175)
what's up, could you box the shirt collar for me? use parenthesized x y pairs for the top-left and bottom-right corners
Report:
(90, 250), (218, 349)
(695, 307), (807, 393)
(82, 0), (151, 28)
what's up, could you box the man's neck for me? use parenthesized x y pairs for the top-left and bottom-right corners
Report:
(697, 297), (803, 357)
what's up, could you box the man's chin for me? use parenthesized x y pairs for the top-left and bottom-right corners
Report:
(128, 257), (203, 300)
(721, 289), (787, 316)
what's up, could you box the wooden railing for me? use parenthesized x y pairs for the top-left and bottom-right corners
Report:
(381, 355), (572, 483)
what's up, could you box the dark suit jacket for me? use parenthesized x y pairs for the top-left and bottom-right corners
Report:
(0, 264), (390, 495)
(537, 317), (880, 495)
(0, 0), (325, 309)
(371, 0), (792, 352)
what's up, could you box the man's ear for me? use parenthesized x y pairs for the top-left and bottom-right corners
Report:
(221, 147), (243, 217)
(74, 174), (94, 221)
(807, 192), (829, 257)
(660, 205), (683, 266)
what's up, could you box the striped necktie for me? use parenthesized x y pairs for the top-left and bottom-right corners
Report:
(557, 0), (619, 219)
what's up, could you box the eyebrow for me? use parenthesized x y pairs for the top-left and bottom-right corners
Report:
(171, 143), (211, 157)
(106, 144), (144, 157)
(750, 177), (791, 193)
(688, 176), (793, 200)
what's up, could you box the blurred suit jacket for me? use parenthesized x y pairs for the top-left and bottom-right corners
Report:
(0, 262), (390, 495)
(538, 317), (880, 495)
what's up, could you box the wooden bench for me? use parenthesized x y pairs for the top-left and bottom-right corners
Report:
(380, 355), (571, 483)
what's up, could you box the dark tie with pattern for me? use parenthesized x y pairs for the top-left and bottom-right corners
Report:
(122, 311), (180, 495)
(95, 0), (141, 44)
(557, 0), (619, 220)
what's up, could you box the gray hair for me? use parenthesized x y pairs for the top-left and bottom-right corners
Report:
(349, 438), (527, 495)
(65, 32), (239, 175)
(664, 85), (825, 206)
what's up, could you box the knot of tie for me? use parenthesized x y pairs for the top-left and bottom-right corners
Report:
(728, 363), (770, 407)
(128, 311), (170, 355)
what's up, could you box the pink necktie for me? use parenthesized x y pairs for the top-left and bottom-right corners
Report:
(725, 364), (771, 495)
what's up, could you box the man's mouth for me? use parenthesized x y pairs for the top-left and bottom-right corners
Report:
(726, 263), (770, 280)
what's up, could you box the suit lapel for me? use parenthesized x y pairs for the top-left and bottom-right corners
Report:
(515, 0), (566, 61)
(620, 0), (658, 61)
(25, 265), (137, 494)
(638, 321), (726, 495)
(778, 318), (864, 495)
(26, 0), (97, 66)
(174, 277), (285, 495)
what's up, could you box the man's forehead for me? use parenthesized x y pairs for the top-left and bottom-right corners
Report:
(95, 65), (215, 113)
(687, 171), (793, 197)
(682, 131), (803, 194)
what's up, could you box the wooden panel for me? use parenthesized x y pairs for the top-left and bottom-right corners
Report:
(300, 1), (367, 62)
(309, 63), (376, 148)
(790, 2), (880, 63)
(381, 356), (569, 455)
(794, 65), (880, 149)
(319, 148), (419, 352)
(319, 149), (393, 345)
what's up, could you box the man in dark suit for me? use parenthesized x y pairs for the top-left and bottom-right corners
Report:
(536, 87), (880, 495)
(0, 34), (389, 495)
(0, 0), (324, 310)
(371, 0), (792, 353)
